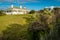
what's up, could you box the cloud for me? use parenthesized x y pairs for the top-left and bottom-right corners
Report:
(17, 0), (40, 4)
(0, 0), (40, 4)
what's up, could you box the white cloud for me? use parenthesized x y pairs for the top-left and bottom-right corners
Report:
(0, 0), (40, 3)
(16, 0), (40, 4)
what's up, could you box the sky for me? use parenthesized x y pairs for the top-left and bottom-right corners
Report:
(0, 0), (60, 10)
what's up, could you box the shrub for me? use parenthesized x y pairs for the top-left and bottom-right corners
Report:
(29, 10), (35, 14)
(0, 10), (6, 16)
(2, 24), (29, 40)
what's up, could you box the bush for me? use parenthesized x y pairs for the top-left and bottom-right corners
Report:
(2, 24), (29, 40)
(0, 10), (6, 16)
(28, 21), (50, 40)
(29, 10), (35, 14)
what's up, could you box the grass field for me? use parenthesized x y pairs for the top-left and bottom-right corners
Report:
(0, 14), (33, 33)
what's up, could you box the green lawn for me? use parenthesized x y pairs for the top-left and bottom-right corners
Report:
(0, 14), (32, 33)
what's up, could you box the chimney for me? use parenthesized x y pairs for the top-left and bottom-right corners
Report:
(24, 7), (26, 10)
(11, 4), (13, 8)
(20, 5), (22, 9)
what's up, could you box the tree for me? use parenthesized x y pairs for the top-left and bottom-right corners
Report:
(38, 10), (44, 13)
(0, 10), (5, 16)
(29, 10), (35, 14)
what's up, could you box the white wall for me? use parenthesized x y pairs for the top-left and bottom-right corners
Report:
(6, 12), (24, 15)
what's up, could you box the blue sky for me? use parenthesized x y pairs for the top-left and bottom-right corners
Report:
(0, 0), (60, 10)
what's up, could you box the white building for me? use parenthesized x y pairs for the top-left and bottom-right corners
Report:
(5, 5), (30, 15)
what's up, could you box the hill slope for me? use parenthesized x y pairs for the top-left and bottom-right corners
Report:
(0, 14), (32, 33)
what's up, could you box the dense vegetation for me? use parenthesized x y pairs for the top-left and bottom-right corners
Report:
(0, 8), (60, 40)
(0, 10), (6, 16)
(29, 10), (36, 14)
